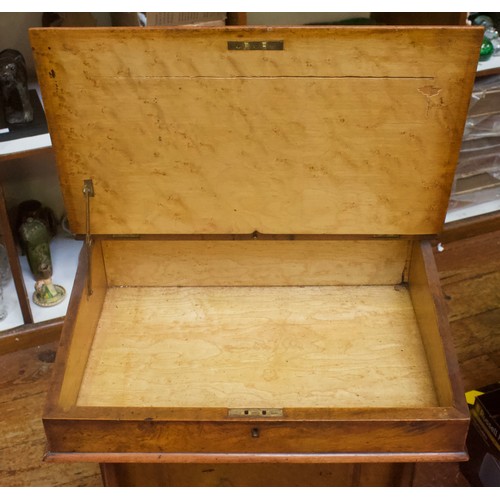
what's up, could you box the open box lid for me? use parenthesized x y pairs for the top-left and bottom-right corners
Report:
(31, 27), (481, 236)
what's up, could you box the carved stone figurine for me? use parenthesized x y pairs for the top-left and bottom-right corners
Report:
(0, 49), (33, 124)
(18, 217), (65, 307)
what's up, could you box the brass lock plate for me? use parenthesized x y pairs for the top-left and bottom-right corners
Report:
(228, 408), (284, 418)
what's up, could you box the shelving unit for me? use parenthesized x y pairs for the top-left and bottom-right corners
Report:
(0, 85), (82, 353)
(445, 55), (500, 230)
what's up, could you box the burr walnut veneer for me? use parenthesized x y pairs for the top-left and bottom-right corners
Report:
(30, 26), (482, 486)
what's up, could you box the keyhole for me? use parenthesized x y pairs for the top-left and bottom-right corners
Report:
(251, 427), (260, 438)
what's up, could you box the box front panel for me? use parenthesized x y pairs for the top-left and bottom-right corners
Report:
(44, 416), (468, 458)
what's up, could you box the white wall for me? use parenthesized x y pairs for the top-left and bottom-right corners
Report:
(2, 150), (66, 221)
(0, 12), (44, 79)
(0, 14), (62, 219)
(0, 12), (112, 78)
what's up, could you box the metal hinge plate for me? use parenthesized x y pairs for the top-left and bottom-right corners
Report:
(228, 408), (284, 418)
(228, 40), (284, 51)
(83, 179), (95, 296)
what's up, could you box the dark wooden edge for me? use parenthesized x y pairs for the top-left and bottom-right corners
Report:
(42, 416), (469, 458)
(0, 146), (52, 163)
(43, 245), (87, 413)
(0, 317), (63, 355)
(370, 12), (468, 26)
(418, 241), (469, 417)
(0, 183), (33, 324)
(30, 25), (483, 33)
(476, 67), (500, 77)
(43, 405), (467, 421)
(77, 233), (432, 242)
(44, 451), (469, 464)
(440, 210), (500, 244)
(226, 13), (247, 26)
(100, 463), (118, 486)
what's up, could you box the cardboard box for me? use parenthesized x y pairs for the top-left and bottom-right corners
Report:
(111, 12), (226, 27)
(461, 383), (500, 486)
(147, 12), (226, 26)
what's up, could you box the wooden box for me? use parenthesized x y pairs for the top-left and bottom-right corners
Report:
(30, 26), (482, 486)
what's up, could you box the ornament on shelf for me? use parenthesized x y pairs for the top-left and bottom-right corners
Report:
(0, 49), (33, 124)
(17, 200), (65, 307)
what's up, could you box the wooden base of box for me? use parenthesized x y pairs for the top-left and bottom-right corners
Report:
(100, 462), (416, 487)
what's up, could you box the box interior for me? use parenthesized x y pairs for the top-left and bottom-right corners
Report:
(77, 284), (437, 408)
(66, 239), (447, 410)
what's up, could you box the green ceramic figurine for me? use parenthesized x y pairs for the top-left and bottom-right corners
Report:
(18, 216), (65, 307)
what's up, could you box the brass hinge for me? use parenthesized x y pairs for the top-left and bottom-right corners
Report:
(227, 40), (284, 51)
(83, 179), (95, 296)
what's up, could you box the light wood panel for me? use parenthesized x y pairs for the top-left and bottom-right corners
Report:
(102, 239), (410, 286)
(30, 26), (480, 78)
(409, 241), (459, 408)
(54, 242), (107, 411)
(30, 27), (481, 236)
(77, 285), (437, 408)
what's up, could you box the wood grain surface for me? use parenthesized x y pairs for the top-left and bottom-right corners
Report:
(30, 27), (481, 236)
(409, 242), (455, 407)
(55, 243), (106, 411)
(101, 462), (414, 486)
(102, 239), (410, 286)
(77, 284), (436, 408)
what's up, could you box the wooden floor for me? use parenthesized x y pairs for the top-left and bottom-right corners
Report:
(0, 229), (498, 487)
(0, 342), (102, 486)
(434, 229), (500, 391)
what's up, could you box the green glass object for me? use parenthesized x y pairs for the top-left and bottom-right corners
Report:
(18, 217), (66, 307)
(19, 217), (52, 280)
(480, 37), (494, 61)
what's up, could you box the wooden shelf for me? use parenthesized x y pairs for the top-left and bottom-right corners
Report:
(19, 234), (82, 325)
(0, 83), (51, 162)
(0, 81), (79, 349)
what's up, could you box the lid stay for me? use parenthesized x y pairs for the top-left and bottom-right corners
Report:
(83, 179), (94, 296)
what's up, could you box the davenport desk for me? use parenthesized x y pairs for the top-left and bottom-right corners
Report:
(29, 26), (482, 486)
